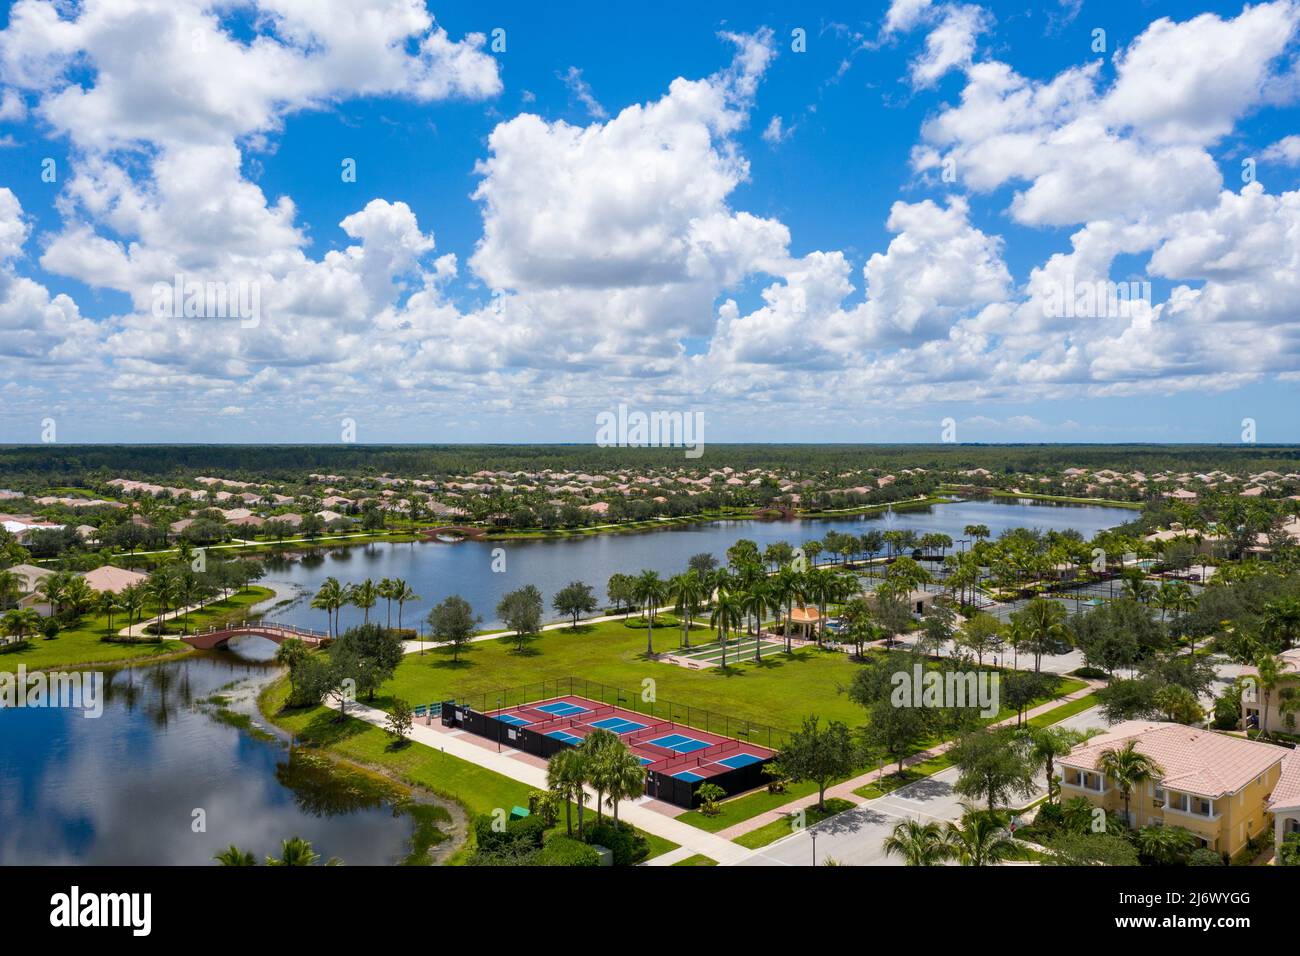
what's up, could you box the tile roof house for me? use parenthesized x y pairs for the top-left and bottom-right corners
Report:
(81, 566), (149, 595)
(1059, 721), (1290, 859)
(1269, 750), (1300, 854)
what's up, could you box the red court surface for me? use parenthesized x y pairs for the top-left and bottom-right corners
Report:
(485, 695), (776, 783)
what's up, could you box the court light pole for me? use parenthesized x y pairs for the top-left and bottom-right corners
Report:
(496, 697), (502, 752)
(810, 828), (817, 867)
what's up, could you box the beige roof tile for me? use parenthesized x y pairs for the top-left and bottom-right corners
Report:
(1063, 721), (1289, 798)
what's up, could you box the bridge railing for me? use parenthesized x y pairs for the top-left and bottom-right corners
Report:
(193, 620), (329, 640)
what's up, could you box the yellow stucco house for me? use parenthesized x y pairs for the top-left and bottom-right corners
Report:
(1059, 721), (1291, 859)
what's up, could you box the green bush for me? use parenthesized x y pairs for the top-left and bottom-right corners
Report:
(473, 813), (546, 855)
(537, 835), (600, 866)
(1188, 847), (1225, 866)
(583, 820), (649, 866)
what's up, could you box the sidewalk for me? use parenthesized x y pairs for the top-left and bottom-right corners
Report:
(401, 609), (653, 655)
(713, 679), (1103, 841)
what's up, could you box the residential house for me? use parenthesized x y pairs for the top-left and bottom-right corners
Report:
(1059, 721), (1289, 859)
(1240, 648), (1300, 735)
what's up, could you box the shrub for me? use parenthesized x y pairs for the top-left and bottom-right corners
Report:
(473, 812), (546, 855)
(1188, 848), (1225, 866)
(537, 835), (600, 866)
(1071, 666), (1109, 680)
(584, 820), (649, 866)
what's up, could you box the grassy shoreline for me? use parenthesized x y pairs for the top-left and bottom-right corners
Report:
(0, 585), (275, 673)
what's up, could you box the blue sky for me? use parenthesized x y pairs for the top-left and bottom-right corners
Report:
(1, 0), (1298, 443)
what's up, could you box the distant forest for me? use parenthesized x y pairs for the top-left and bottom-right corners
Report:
(1, 443), (1299, 486)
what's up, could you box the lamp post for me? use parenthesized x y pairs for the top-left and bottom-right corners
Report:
(496, 697), (502, 752)
(810, 827), (818, 867)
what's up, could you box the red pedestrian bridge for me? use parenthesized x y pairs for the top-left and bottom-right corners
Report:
(183, 622), (327, 650)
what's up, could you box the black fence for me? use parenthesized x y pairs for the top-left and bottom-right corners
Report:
(442, 676), (792, 750)
(646, 754), (776, 809)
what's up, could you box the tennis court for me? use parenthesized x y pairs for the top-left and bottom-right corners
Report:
(482, 694), (776, 790)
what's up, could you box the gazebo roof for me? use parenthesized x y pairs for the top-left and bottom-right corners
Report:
(789, 605), (821, 624)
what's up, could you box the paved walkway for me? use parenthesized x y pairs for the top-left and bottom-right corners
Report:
(400, 610), (650, 656)
(117, 580), (298, 639)
(714, 677), (1103, 841)
(336, 697), (755, 865)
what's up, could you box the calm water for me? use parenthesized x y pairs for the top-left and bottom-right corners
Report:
(263, 498), (1135, 631)
(0, 639), (417, 865)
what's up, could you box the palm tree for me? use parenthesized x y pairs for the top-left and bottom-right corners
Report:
(0, 569), (19, 611)
(393, 579), (420, 634)
(632, 570), (668, 655)
(1018, 598), (1068, 672)
(37, 571), (71, 620)
(1, 608), (40, 645)
(598, 744), (647, 825)
(377, 577), (396, 630)
(118, 584), (145, 638)
(265, 836), (340, 866)
(547, 748), (590, 837)
(740, 582), (768, 661)
(579, 730), (621, 821)
(1097, 740), (1163, 828)
(213, 845), (257, 866)
(669, 570), (706, 649)
(174, 568), (201, 634)
(96, 590), (119, 640)
(312, 577), (346, 640)
(1254, 651), (1287, 738)
(709, 588), (743, 668)
(1022, 726), (1093, 803)
(144, 569), (177, 631)
(349, 578), (378, 625)
(942, 807), (1019, 866)
(882, 819), (950, 866)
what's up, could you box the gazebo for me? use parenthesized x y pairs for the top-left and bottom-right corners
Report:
(788, 605), (822, 639)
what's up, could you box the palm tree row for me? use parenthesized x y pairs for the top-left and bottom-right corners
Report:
(545, 730), (646, 837)
(311, 576), (421, 640)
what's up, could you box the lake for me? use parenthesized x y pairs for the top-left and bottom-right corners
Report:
(0, 642), (421, 865)
(261, 497), (1135, 631)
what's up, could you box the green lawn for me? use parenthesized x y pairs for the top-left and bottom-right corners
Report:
(672, 853), (717, 866)
(733, 798), (856, 850)
(380, 617), (876, 734)
(1026, 693), (1100, 728)
(260, 679), (678, 864)
(0, 586), (274, 673)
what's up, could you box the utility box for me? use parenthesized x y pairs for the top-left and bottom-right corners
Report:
(591, 844), (614, 867)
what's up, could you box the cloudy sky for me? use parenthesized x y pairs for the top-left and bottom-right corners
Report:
(1, 0), (1299, 444)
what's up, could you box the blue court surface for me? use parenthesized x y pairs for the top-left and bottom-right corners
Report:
(648, 733), (711, 754)
(673, 771), (704, 782)
(497, 714), (531, 727)
(718, 752), (765, 769)
(546, 730), (583, 745)
(537, 701), (590, 717)
(590, 716), (648, 734)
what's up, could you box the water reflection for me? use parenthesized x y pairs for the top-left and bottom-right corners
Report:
(0, 647), (420, 865)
